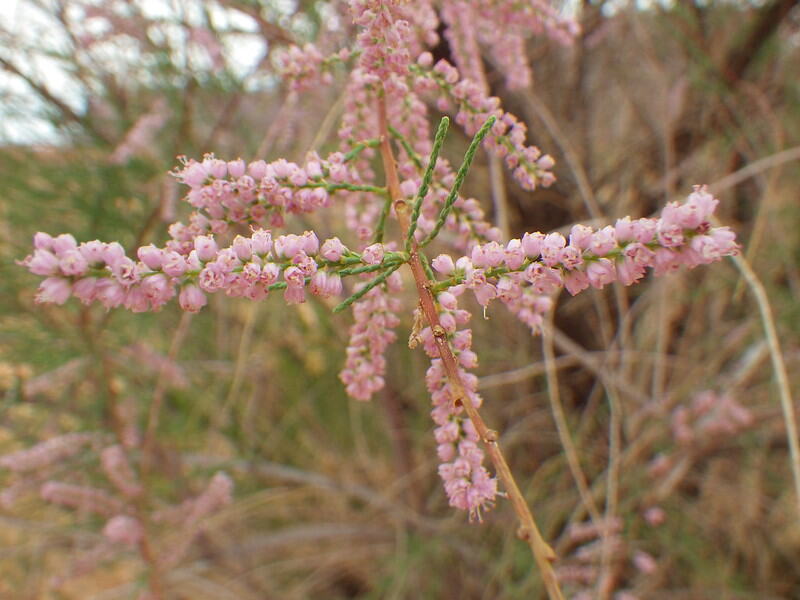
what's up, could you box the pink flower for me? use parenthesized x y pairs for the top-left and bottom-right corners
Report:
(633, 550), (658, 575)
(204, 156), (227, 178)
(564, 270), (589, 295)
(248, 160), (268, 179)
(194, 236), (219, 261)
(58, 249), (88, 276)
(283, 266), (306, 304)
(616, 258), (646, 286)
(570, 224), (593, 250)
(137, 244), (164, 270)
(176, 160), (208, 187)
(141, 274), (174, 306)
(471, 282), (497, 306)
(361, 243), (385, 265)
(589, 226), (616, 256)
(325, 273), (343, 297)
(103, 515), (143, 547)
(25, 249), (60, 276)
(523, 263), (562, 294)
(198, 263), (227, 292)
(540, 232), (566, 266)
(96, 279), (126, 308)
(101, 242), (126, 268)
(586, 259), (616, 289)
(684, 185), (718, 224)
(52, 233), (78, 255)
(631, 218), (657, 243)
(504, 239), (525, 270)
(261, 262), (280, 284)
(283, 265), (305, 286)
(614, 216), (636, 242)
(400, 179), (419, 197)
(437, 291), (458, 310)
(471, 241), (504, 268)
(309, 271), (342, 298)
(79, 240), (106, 264)
(33, 232), (54, 250)
(274, 234), (304, 259)
(644, 506), (666, 526)
(293, 254), (318, 277)
(36, 277), (71, 304)
(558, 245), (583, 270)
(227, 159), (246, 178)
(179, 284), (207, 312)
(320, 237), (346, 261)
(653, 248), (680, 276)
(231, 236), (252, 261)
(251, 229), (273, 256)
(521, 232), (544, 257)
(162, 251), (188, 277)
(432, 254), (455, 274)
(301, 230), (320, 255)
(73, 277), (100, 304)
(690, 229), (737, 263)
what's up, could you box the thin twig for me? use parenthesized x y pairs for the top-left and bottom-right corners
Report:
(541, 314), (604, 528)
(731, 253), (800, 518)
(488, 153), (510, 239)
(708, 145), (800, 194)
(214, 302), (260, 429)
(524, 90), (602, 220)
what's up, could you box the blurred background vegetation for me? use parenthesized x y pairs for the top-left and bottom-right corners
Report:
(1, 0), (799, 598)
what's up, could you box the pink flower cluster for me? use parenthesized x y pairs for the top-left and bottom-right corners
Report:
(671, 390), (754, 445)
(339, 272), (403, 401)
(20, 228), (349, 313)
(172, 152), (356, 234)
(277, 1), (563, 196)
(40, 481), (124, 517)
(559, 517), (657, 597)
(418, 295), (497, 518)
(475, 0), (579, 48)
(0, 432), (95, 472)
(351, 0), (415, 84)
(413, 55), (556, 190)
(431, 187), (738, 313)
(440, 0), (578, 92)
(278, 44), (352, 91)
(103, 514), (144, 547)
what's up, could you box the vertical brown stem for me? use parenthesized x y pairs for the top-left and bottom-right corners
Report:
(95, 347), (165, 600)
(376, 92), (564, 600)
(138, 534), (165, 599)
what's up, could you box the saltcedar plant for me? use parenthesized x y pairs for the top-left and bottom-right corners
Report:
(15, 1), (738, 598)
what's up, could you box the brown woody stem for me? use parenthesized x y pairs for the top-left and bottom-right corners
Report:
(376, 92), (564, 600)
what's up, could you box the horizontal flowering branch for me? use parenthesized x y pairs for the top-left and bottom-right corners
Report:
(20, 228), (408, 312)
(428, 186), (737, 324)
(170, 148), (385, 238)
